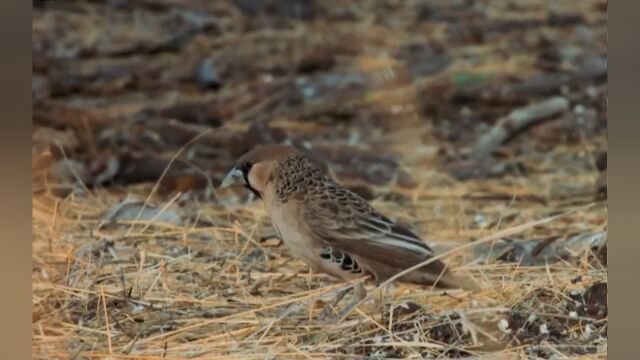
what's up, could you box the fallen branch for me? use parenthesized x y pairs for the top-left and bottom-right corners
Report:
(470, 96), (570, 161)
(472, 231), (607, 266)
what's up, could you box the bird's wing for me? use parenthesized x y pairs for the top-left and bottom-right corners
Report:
(301, 182), (436, 269)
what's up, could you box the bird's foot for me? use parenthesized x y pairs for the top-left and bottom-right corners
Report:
(325, 300), (360, 323)
(317, 282), (367, 324)
(318, 287), (351, 321)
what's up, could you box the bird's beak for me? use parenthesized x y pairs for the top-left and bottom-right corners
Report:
(219, 167), (244, 189)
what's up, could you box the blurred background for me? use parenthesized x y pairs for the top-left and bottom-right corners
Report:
(32, 0), (607, 202)
(32, 1), (607, 358)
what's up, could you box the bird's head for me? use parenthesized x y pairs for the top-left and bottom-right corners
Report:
(219, 144), (300, 198)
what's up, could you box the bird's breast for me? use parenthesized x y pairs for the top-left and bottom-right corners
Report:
(265, 199), (320, 265)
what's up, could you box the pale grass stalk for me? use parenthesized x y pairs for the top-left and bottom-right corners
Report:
(126, 129), (215, 237)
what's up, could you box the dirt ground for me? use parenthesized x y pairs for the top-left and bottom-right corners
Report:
(33, 0), (607, 359)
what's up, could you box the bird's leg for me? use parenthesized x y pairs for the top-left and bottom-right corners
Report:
(319, 282), (367, 323)
(318, 285), (353, 320)
(333, 282), (367, 321)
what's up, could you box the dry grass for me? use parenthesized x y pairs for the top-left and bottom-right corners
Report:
(32, 138), (607, 359)
(32, 1), (607, 357)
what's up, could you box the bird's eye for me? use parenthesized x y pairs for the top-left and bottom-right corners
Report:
(241, 161), (253, 172)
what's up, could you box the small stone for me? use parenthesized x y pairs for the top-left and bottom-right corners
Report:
(574, 25), (595, 45)
(539, 323), (550, 335)
(569, 311), (578, 319)
(586, 86), (599, 99)
(498, 319), (511, 334)
(559, 45), (583, 63)
(474, 214), (489, 228)
(197, 58), (222, 90)
(391, 105), (403, 114)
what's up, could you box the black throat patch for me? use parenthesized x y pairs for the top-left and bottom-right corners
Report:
(240, 162), (262, 199)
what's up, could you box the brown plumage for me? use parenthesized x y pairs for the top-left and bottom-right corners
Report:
(221, 144), (478, 318)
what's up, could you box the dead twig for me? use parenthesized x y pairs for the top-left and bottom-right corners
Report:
(470, 96), (570, 161)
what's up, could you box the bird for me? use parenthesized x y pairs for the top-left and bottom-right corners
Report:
(220, 144), (478, 320)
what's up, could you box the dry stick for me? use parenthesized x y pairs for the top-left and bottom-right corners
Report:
(336, 202), (595, 322)
(285, 344), (316, 360)
(353, 308), (424, 357)
(470, 96), (569, 161)
(246, 303), (305, 345)
(100, 285), (113, 354)
(48, 198), (60, 252)
(134, 280), (360, 345)
(232, 88), (289, 123)
(125, 129), (215, 237)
